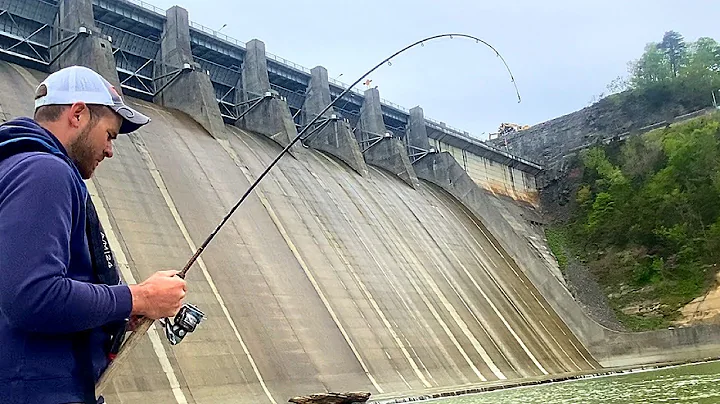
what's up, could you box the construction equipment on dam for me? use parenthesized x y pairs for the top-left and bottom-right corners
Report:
(2, 0), (720, 403)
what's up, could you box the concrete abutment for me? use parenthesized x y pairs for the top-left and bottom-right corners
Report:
(237, 39), (298, 149)
(357, 87), (418, 187)
(154, 6), (226, 139)
(54, 0), (121, 91)
(302, 66), (367, 175)
(407, 106), (431, 152)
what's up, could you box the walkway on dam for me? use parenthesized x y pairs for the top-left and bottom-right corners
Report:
(0, 60), (598, 403)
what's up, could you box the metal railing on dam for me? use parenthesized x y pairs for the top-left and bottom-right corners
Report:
(0, 0), (540, 180)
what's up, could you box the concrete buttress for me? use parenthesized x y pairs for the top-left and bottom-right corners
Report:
(237, 39), (298, 149)
(302, 66), (367, 175)
(54, 0), (121, 91)
(356, 87), (418, 187)
(407, 106), (431, 152)
(154, 6), (226, 139)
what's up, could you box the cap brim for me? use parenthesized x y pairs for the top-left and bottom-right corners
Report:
(111, 103), (151, 134)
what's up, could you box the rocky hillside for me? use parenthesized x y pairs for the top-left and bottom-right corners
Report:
(489, 33), (720, 330)
(545, 114), (720, 330)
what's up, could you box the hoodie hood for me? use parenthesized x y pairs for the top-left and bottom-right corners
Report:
(0, 117), (83, 183)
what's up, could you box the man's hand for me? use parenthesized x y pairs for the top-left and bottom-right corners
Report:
(126, 315), (142, 331)
(129, 271), (186, 319)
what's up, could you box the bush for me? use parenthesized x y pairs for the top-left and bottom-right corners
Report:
(563, 113), (720, 329)
(545, 227), (570, 272)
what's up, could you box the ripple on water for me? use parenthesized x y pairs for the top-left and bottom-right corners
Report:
(427, 361), (720, 404)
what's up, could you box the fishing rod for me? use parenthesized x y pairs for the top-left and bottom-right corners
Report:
(95, 33), (521, 392)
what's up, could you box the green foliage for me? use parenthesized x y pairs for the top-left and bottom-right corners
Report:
(565, 113), (720, 330)
(564, 31), (720, 330)
(630, 31), (710, 86)
(685, 38), (720, 77)
(545, 227), (569, 272)
(620, 136), (663, 182)
(552, 31), (720, 331)
(705, 217), (720, 262)
(615, 311), (671, 331)
(577, 148), (632, 246)
(659, 31), (688, 78)
(610, 32), (720, 113)
(576, 185), (593, 209)
(586, 192), (616, 238)
(631, 43), (674, 87)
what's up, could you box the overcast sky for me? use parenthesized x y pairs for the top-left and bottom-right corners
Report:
(145, 0), (719, 139)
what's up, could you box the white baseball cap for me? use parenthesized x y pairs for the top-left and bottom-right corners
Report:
(34, 65), (151, 134)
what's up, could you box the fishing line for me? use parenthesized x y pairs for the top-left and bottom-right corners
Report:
(96, 32), (521, 391)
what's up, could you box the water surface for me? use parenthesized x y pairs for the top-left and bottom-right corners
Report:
(436, 361), (720, 403)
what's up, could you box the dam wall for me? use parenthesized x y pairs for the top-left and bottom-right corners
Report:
(429, 137), (539, 205)
(1, 1), (720, 402)
(0, 61), (601, 401)
(428, 156), (720, 368)
(0, 0), (538, 202)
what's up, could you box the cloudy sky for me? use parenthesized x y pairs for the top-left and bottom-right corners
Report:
(144, 0), (719, 139)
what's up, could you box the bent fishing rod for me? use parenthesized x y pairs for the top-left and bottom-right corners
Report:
(96, 33), (521, 392)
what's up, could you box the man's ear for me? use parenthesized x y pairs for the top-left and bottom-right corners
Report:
(67, 102), (88, 129)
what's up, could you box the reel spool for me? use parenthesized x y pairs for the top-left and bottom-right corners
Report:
(160, 303), (206, 345)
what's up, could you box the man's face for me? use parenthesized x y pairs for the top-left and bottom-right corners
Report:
(67, 106), (122, 179)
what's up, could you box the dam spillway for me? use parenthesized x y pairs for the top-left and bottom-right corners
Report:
(98, 90), (599, 401)
(5, 0), (720, 402)
(0, 57), (599, 402)
(101, 91), (598, 401)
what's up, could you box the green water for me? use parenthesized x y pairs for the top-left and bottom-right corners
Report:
(437, 361), (720, 403)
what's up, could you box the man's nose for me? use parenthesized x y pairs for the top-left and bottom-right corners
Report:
(105, 142), (114, 159)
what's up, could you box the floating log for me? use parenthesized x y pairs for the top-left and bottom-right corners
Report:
(288, 392), (371, 404)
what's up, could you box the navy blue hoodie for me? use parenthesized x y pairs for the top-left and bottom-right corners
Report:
(0, 118), (132, 403)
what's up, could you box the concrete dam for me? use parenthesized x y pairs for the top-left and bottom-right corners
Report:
(2, 0), (720, 403)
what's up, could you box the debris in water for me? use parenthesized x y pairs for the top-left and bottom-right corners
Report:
(288, 392), (371, 404)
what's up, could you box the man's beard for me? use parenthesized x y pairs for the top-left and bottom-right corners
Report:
(68, 125), (96, 180)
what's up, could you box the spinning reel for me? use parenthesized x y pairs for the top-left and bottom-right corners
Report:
(160, 303), (206, 345)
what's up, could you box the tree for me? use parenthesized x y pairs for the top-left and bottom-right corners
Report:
(685, 37), (720, 76)
(620, 32), (719, 97)
(630, 43), (673, 88)
(620, 33), (720, 111)
(658, 31), (688, 78)
(620, 135), (665, 183)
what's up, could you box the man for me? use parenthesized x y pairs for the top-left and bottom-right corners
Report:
(0, 66), (188, 403)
